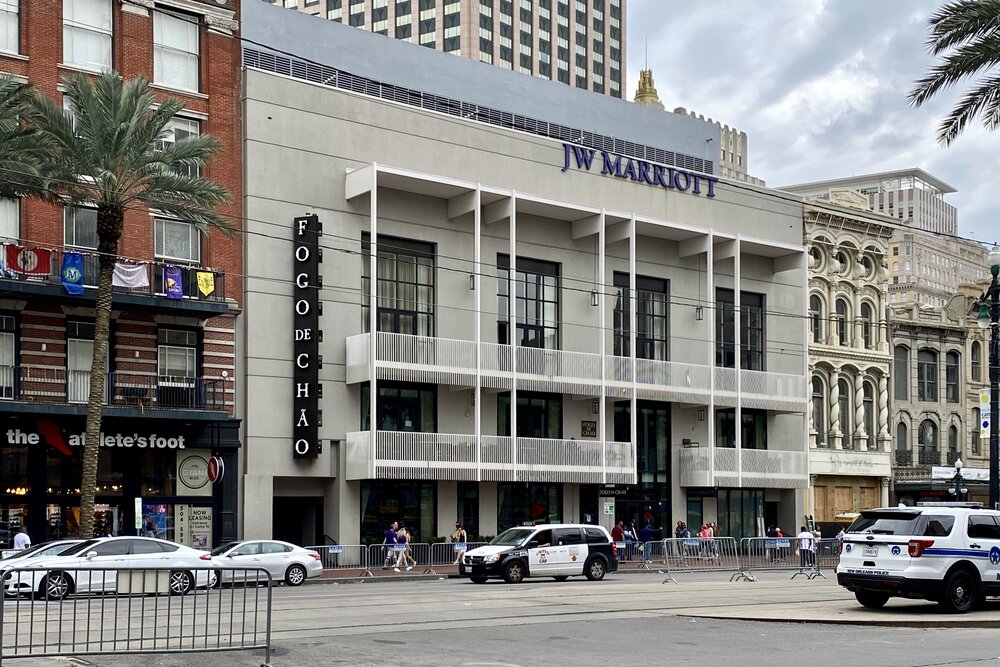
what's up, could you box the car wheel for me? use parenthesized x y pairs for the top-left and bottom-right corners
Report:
(939, 569), (976, 613)
(42, 572), (71, 601)
(169, 571), (194, 596)
(854, 591), (890, 609)
(584, 557), (607, 581)
(285, 564), (307, 587)
(502, 560), (525, 584)
(553, 576), (569, 582)
(469, 577), (488, 584)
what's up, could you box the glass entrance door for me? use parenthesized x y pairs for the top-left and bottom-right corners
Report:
(67, 338), (93, 404)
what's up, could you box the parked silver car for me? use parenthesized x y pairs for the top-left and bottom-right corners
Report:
(210, 540), (322, 586)
(4, 537), (215, 600)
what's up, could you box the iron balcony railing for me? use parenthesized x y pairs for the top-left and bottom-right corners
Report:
(0, 243), (226, 302)
(0, 366), (226, 411)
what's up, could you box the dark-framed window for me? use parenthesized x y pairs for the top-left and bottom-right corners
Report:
(894, 346), (909, 400)
(66, 320), (96, 404)
(157, 327), (200, 408)
(361, 234), (435, 336)
(918, 419), (938, 456)
(361, 381), (437, 432)
(497, 255), (559, 349)
(838, 378), (851, 449)
(613, 273), (668, 360)
(973, 408), (981, 454)
(809, 294), (822, 343)
(863, 381), (875, 451)
(715, 289), (765, 370)
(497, 391), (562, 439)
(946, 351), (960, 403)
(896, 422), (907, 452)
(715, 409), (767, 449)
(917, 349), (938, 402)
(497, 482), (561, 532)
(972, 341), (982, 382)
(812, 377), (826, 447)
(0, 312), (16, 399)
(860, 302), (874, 349)
(835, 298), (849, 346)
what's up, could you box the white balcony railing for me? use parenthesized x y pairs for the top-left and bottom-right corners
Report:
(345, 332), (806, 412)
(679, 446), (808, 489)
(345, 430), (636, 484)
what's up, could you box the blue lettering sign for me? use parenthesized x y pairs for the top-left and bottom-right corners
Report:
(562, 143), (718, 198)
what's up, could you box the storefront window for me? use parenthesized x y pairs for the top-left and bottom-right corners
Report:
(360, 481), (436, 543)
(456, 481), (479, 537)
(1, 443), (29, 495)
(497, 482), (561, 532)
(716, 489), (763, 542)
(0, 504), (27, 549)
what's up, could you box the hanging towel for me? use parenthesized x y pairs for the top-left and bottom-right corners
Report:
(112, 262), (150, 289)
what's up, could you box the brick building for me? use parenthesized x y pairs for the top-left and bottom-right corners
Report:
(0, 0), (242, 548)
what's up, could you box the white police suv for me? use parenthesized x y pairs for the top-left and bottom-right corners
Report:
(459, 524), (618, 584)
(837, 504), (1000, 613)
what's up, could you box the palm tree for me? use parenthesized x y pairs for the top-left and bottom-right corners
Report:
(0, 73), (47, 198)
(29, 71), (231, 538)
(908, 0), (1000, 145)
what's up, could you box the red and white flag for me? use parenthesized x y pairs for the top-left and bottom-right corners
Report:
(5, 245), (52, 275)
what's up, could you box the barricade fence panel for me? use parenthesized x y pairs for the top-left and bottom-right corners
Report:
(738, 537), (828, 580)
(306, 544), (369, 574)
(431, 542), (488, 567)
(656, 537), (743, 582)
(0, 566), (272, 665)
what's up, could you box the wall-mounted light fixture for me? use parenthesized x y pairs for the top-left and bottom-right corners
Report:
(695, 305), (704, 320)
(469, 274), (476, 291)
(591, 289), (599, 307)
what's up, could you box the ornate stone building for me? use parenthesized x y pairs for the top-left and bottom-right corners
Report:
(805, 191), (894, 526)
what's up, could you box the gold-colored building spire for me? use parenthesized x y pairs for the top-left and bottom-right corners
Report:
(634, 68), (664, 111)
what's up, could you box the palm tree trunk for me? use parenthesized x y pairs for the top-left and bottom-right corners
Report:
(78, 205), (122, 539)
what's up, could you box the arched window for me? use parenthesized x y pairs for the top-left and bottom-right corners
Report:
(972, 341), (982, 382)
(809, 295), (823, 343)
(948, 424), (959, 460)
(918, 420), (938, 464)
(860, 303), (874, 349)
(896, 422), (907, 451)
(973, 408), (982, 455)
(839, 378), (851, 449)
(812, 377), (826, 447)
(917, 350), (938, 402)
(864, 381), (875, 451)
(836, 298), (850, 346)
(945, 351), (960, 403)
(894, 346), (909, 401)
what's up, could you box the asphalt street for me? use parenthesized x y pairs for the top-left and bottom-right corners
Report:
(8, 573), (1000, 666)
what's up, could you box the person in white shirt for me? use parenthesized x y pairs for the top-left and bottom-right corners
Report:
(796, 526), (815, 568)
(13, 526), (30, 551)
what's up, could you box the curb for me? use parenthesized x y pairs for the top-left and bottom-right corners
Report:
(678, 613), (1000, 629)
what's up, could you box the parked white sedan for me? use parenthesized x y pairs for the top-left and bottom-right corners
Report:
(0, 540), (83, 569)
(210, 540), (322, 586)
(4, 537), (215, 600)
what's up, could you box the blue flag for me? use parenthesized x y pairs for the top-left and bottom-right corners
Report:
(60, 252), (84, 295)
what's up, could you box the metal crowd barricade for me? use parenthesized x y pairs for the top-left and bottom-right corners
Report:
(307, 544), (371, 578)
(0, 566), (273, 666)
(658, 537), (742, 584)
(430, 542), (488, 569)
(814, 538), (841, 571)
(738, 537), (827, 581)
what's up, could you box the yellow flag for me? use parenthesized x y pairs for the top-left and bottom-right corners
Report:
(196, 271), (215, 297)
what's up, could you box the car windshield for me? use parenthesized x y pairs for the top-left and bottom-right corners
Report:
(1, 543), (48, 560)
(490, 528), (535, 547)
(847, 511), (954, 537)
(211, 542), (241, 556)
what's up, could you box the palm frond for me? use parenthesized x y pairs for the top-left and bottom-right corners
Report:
(926, 0), (1000, 54)
(936, 71), (1000, 143)
(0, 74), (49, 198)
(908, 33), (1000, 107)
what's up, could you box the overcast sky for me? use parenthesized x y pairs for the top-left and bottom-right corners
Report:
(626, 0), (999, 247)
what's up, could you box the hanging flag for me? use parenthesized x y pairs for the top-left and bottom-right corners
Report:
(163, 265), (184, 300)
(60, 252), (84, 295)
(112, 262), (150, 289)
(5, 245), (51, 275)
(196, 271), (215, 297)
(982, 389), (992, 440)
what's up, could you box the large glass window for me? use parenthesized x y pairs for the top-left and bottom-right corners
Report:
(498, 255), (559, 349)
(64, 206), (98, 249)
(973, 408), (981, 455)
(835, 298), (850, 346)
(456, 481), (479, 538)
(918, 419), (938, 464)
(155, 218), (200, 264)
(613, 273), (668, 359)
(715, 408), (767, 449)
(809, 295), (822, 343)
(361, 382), (436, 432)
(715, 289), (765, 370)
(497, 483), (562, 532)
(946, 351), (960, 403)
(860, 302), (874, 349)
(67, 320), (95, 404)
(0, 198), (16, 241)
(948, 424), (959, 456)
(157, 328), (198, 408)
(838, 378), (851, 449)
(864, 381), (875, 451)
(894, 346), (909, 400)
(63, 0), (112, 70)
(896, 422), (907, 451)
(613, 401), (670, 484)
(812, 377), (826, 447)
(498, 391), (562, 438)
(154, 9), (199, 91)
(154, 117), (201, 177)
(972, 341), (982, 382)
(0, 313), (14, 399)
(917, 349), (938, 402)
(360, 480), (436, 543)
(361, 235), (435, 337)
(0, 0), (17, 53)
(716, 489), (763, 542)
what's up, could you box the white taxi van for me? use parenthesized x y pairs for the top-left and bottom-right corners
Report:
(837, 504), (1000, 613)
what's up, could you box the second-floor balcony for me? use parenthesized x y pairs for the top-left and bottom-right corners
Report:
(0, 366), (227, 413)
(0, 243), (229, 315)
(346, 332), (807, 412)
(344, 430), (636, 484)
(679, 446), (808, 489)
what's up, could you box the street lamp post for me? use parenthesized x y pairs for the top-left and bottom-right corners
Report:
(977, 244), (1000, 509)
(949, 457), (967, 502)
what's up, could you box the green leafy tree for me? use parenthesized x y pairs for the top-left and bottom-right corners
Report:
(29, 71), (231, 538)
(909, 0), (1000, 144)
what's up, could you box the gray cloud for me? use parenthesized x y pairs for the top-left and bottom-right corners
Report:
(628, 0), (1000, 246)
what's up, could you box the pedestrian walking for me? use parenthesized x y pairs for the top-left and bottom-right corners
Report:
(452, 523), (468, 565)
(639, 522), (656, 563)
(394, 525), (413, 572)
(382, 521), (398, 569)
(797, 525), (816, 568)
(13, 525), (30, 551)
(623, 522), (636, 561)
(765, 525), (778, 562)
(611, 520), (625, 543)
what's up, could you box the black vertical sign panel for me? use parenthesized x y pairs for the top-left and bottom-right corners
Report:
(292, 214), (321, 459)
